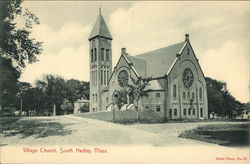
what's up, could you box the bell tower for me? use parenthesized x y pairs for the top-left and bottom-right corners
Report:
(89, 9), (112, 112)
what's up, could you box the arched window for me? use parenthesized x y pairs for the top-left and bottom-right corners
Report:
(173, 84), (177, 99)
(91, 49), (93, 62)
(156, 93), (160, 98)
(106, 97), (108, 103)
(101, 70), (103, 85)
(174, 108), (177, 116)
(200, 108), (203, 117)
(187, 92), (190, 99)
(101, 48), (104, 61)
(107, 71), (109, 84)
(157, 106), (161, 112)
(187, 48), (190, 55)
(183, 108), (187, 115)
(94, 48), (97, 61)
(183, 92), (186, 99)
(192, 92), (195, 99)
(193, 108), (195, 115)
(104, 70), (106, 85)
(106, 49), (109, 61)
(188, 108), (191, 115)
(199, 88), (202, 100)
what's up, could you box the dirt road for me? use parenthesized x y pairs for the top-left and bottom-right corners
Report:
(0, 115), (222, 147)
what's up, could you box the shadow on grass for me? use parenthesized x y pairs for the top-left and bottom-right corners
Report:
(179, 123), (250, 147)
(0, 117), (72, 138)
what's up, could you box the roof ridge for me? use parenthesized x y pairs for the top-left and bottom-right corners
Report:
(126, 54), (147, 61)
(136, 41), (185, 57)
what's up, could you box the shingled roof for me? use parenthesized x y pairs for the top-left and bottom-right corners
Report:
(89, 13), (112, 40)
(136, 41), (186, 77)
(125, 55), (147, 77)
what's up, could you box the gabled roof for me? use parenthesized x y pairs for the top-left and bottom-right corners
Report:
(125, 55), (147, 77)
(89, 13), (112, 40)
(136, 41), (186, 77)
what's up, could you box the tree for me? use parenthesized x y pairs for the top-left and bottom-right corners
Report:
(60, 99), (73, 114)
(66, 79), (89, 106)
(126, 76), (149, 119)
(0, 0), (42, 108)
(35, 75), (67, 116)
(206, 77), (243, 118)
(0, 57), (20, 107)
(114, 89), (128, 109)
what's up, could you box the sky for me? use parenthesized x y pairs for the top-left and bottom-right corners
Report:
(18, 1), (249, 103)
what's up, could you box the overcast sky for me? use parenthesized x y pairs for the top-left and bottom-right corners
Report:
(19, 1), (249, 103)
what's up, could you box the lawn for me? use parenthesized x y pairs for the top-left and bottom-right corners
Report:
(179, 123), (250, 147)
(0, 117), (72, 138)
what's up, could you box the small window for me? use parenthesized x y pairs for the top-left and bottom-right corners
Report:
(94, 48), (97, 61)
(146, 106), (149, 110)
(173, 85), (177, 99)
(157, 106), (161, 112)
(104, 70), (106, 85)
(193, 108), (195, 115)
(156, 93), (160, 98)
(106, 71), (109, 85)
(199, 88), (202, 100)
(101, 70), (103, 85)
(200, 108), (203, 117)
(187, 48), (190, 55)
(174, 108), (177, 116)
(106, 97), (108, 103)
(183, 92), (186, 100)
(101, 48), (104, 61)
(91, 49), (93, 62)
(106, 49), (109, 61)
(183, 108), (187, 115)
(188, 108), (191, 115)
(187, 92), (190, 99)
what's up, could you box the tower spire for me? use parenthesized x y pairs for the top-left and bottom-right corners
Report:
(89, 10), (112, 40)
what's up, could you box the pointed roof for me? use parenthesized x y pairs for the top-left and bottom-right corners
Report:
(136, 41), (186, 77)
(89, 12), (112, 40)
(125, 55), (147, 77)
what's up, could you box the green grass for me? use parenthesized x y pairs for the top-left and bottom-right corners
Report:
(179, 123), (250, 147)
(0, 117), (72, 138)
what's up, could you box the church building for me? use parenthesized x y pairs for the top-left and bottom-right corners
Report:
(88, 11), (208, 119)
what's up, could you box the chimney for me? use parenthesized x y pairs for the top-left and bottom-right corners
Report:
(121, 48), (127, 55)
(185, 34), (189, 41)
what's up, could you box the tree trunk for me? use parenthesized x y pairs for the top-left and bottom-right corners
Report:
(53, 103), (56, 116)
